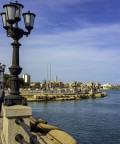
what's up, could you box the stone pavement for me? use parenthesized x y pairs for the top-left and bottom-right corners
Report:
(0, 118), (3, 144)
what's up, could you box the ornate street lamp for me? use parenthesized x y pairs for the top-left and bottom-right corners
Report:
(1, 1), (36, 106)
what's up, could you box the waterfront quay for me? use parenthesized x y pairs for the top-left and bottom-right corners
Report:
(0, 106), (77, 144)
(18, 90), (107, 102)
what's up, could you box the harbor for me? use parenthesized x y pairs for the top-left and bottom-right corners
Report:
(29, 90), (120, 144)
(0, 87), (107, 144)
(5, 88), (107, 102)
(1, 90), (120, 144)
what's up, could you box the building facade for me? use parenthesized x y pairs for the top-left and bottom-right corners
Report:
(23, 73), (30, 83)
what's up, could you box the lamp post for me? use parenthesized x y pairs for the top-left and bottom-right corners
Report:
(0, 63), (6, 88)
(1, 1), (36, 106)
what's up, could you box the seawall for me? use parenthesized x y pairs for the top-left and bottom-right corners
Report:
(19, 91), (107, 102)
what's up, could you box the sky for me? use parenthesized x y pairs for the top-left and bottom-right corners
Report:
(0, 0), (120, 84)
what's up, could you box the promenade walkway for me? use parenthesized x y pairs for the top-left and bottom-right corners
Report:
(0, 118), (3, 144)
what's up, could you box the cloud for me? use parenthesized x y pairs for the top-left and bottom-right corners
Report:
(22, 23), (120, 49)
(16, 23), (120, 84)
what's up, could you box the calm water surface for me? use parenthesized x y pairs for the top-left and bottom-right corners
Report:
(28, 90), (120, 144)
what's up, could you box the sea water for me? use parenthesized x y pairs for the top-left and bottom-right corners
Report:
(28, 90), (120, 144)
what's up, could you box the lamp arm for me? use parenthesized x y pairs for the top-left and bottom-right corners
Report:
(24, 30), (30, 37)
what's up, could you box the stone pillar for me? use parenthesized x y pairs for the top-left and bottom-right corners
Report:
(1, 105), (32, 144)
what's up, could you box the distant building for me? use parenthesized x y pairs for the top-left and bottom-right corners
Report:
(23, 74), (30, 83)
(30, 82), (40, 88)
(102, 83), (112, 89)
(54, 82), (64, 88)
(55, 75), (58, 82)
